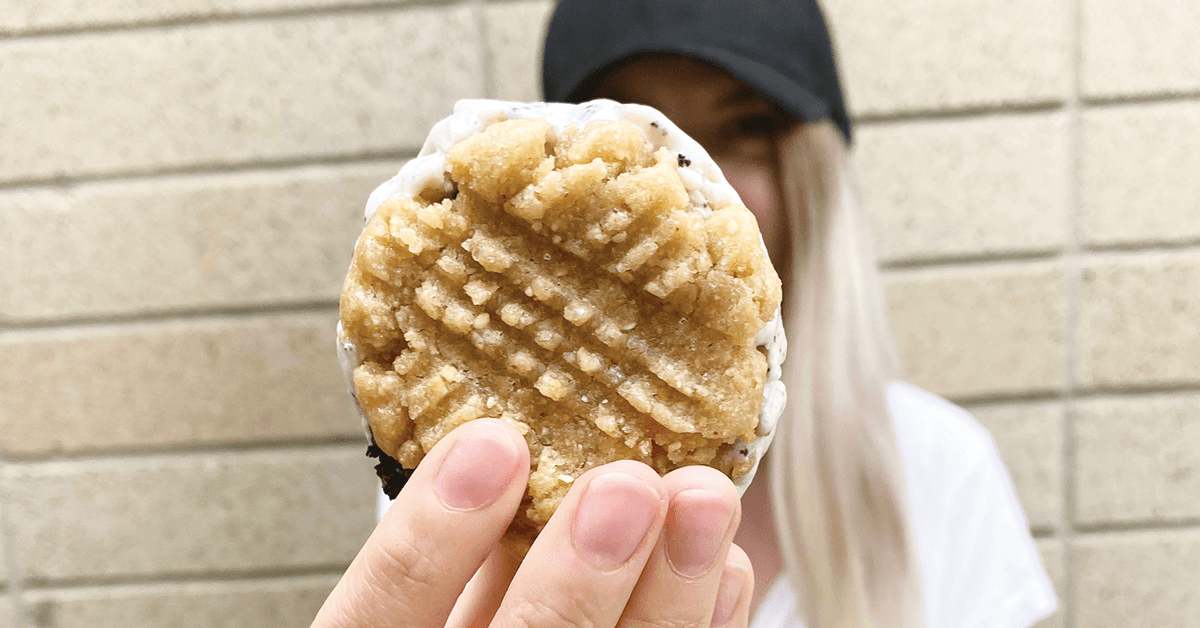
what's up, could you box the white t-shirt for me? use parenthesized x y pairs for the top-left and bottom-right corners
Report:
(750, 382), (1058, 628)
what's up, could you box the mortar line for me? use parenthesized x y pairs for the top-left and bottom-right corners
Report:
(0, 300), (339, 335)
(1074, 518), (1200, 536)
(1031, 526), (1058, 539)
(0, 449), (28, 625)
(1078, 243), (1200, 258)
(852, 102), (1066, 126)
(950, 390), (1063, 407)
(877, 241), (1200, 272)
(878, 251), (1061, 272)
(1081, 90), (1200, 108)
(473, 0), (496, 100)
(3, 440), (366, 467)
(1060, 0), (1084, 625)
(22, 569), (350, 597)
(0, 0), (464, 41)
(849, 89), (1200, 129)
(0, 150), (416, 193)
(1067, 384), (1200, 399)
(950, 383), (1200, 409)
(20, 564), (352, 592)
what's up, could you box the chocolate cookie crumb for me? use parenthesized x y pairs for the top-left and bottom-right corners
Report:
(367, 443), (412, 499)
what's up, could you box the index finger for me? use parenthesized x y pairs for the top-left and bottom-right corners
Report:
(489, 460), (669, 628)
(313, 419), (530, 628)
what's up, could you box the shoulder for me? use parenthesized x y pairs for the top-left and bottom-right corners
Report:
(885, 382), (1058, 628)
(885, 380), (977, 428)
(885, 381), (1001, 481)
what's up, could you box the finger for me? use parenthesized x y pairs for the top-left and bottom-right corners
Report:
(617, 465), (741, 628)
(446, 543), (522, 628)
(712, 544), (755, 628)
(490, 460), (668, 628)
(312, 419), (530, 628)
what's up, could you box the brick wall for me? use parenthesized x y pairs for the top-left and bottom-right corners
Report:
(0, 1), (1195, 626)
(827, 0), (1200, 626)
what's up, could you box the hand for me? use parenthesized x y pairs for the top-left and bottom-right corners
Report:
(313, 418), (755, 628)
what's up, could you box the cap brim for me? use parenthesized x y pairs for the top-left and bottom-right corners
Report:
(561, 42), (847, 143)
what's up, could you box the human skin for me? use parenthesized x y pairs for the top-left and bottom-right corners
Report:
(591, 55), (790, 606)
(312, 419), (756, 628)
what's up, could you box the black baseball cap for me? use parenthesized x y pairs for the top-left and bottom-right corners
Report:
(542, 0), (853, 144)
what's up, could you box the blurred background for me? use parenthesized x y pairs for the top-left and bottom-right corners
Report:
(0, 0), (1197, 626)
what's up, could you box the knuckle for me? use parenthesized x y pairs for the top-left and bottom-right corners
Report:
(507, 595), (603, 628)
(620, 614), (706, 628)
(368, 534), (441, 596)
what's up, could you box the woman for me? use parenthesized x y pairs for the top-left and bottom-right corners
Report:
(313, 1), (1057, 627)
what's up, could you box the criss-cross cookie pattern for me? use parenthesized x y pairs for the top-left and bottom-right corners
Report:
(340, 117), (780, 539)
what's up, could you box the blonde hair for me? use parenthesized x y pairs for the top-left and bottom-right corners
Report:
(768, 122), (925, 628)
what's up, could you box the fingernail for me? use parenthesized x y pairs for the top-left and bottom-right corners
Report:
(665, 489), (737, 578)
(712, 563), (748, 627)
(434, 420), (522, 510)
(572, 472), (661, 570)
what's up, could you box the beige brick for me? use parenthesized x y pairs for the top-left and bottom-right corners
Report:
(1075, 529), (1200, 628)
(0, 163), (395, 321)
(885, 263), (1063, 399)
(0, 313), (360, 457)
(967, 402), (1063, 530)
(23, 575), (339, 628)
(824, 0), (1068, 116)
(1074, 394), (1200, 525)
(857, 114), (1069, 263)
(0, 597), (13, 628)
(0, 0), (403, 33)
(1081, 0), (1200, 98)
(1034, 539), (1065, 628)
(0, 7), (482, 184)
(1079, 102), (1200, 246)
(2, 446), (376, 581)
(486, 1), (555, 102)
(0, 498), (7, 586)
(1077, 252), (1200, 388)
